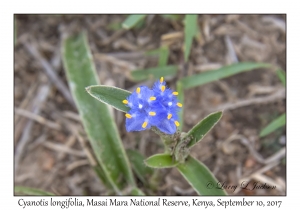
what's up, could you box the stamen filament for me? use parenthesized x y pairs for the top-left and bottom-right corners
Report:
(175, 121), (180, 127)
(173, 92), (178, 95)
(142, 121), (148, 128)
(122, 100), (128, 104)
(149, 112), (156, 116)
(177, 102), (182, 107)
(125, 114), (132, 119)
(167, 114), (172, 119)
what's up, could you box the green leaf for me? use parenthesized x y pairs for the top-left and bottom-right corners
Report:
(130, 65), (178, 81)
(122, 15), (147, 30)
(177, 156), (227, 195)
(86, 85), (130, 113)
(260, 113), (286, 137)
(158, 46), (170, 67)
(276, 69), (286, 86)
(15, 186), (55, 196)
(144, 153), (179, 168)
(184, 15), (198, 62)
(130, 188), (145, 195)
(186, 111), (223, 148)
(161, 14), (181, 21)
(176, 81), (184, 131)
(127, 149), (153, 184)
(107, 21), (122, 31)
(62, 32), (135, 194)
(180, 62), (271, 89)
(146, 46), (170, 67)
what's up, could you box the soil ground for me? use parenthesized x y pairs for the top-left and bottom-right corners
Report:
(14, 14), (286, 195)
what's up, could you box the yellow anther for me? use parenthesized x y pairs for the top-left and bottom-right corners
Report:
(161, 85), (166, 92)
(125, 114), (132, 119)
(177, 102), (182, 107)
(136, 87), (141, 94)
(149, 96), (156, 101)
(149, 112), (156, 116)
(175, 121), (180, 127)
(160, 77), (164, 83)
(167, 114), (172, 119)
(142, 121), (148, 128)
(122, 100), (128, 104)
(173, 92), (178, 96)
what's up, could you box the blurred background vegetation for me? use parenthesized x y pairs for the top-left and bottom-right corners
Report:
(14, 14), (285, 195)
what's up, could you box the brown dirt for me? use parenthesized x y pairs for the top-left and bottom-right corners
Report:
(14, 14), (286, 196)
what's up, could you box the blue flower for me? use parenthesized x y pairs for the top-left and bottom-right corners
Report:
(123, 77), (182, 134)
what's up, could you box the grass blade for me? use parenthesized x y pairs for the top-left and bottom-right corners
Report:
(177, 156), (227, 195)
(187, 111), (223, 148)
(130, 65), (178, 81)
(62, 32), (135, 194)
(176, 81), (184, 131)
(158, 46), (170, 67)
(127, 149), (153, 184)
(276, 69), (286, 86)
(15, 186), (54, 196)
(161, 14), (181, 21)
(131, 188), (145, 195)
(122, 15), (147, 30)
(144, 153), (179, 168)
(184, 15), (198, 62)
(86, 85), (131, 113)
(180, 62), (271, 89)
(259, 113), (286, 137)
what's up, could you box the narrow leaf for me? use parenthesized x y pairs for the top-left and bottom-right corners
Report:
(176, 81), (184, 131)
(15, 186), (54, 196)
(122, 15), (147, 30)
(130, 188), (145, 195)
(180, 62), (271, 89)
(177, 156), (227, 195)
(86, 85), (130, 113)
(161, 14), (181, 21)
(187, 111), (223, 148)
(184, 15), (198, 62)
(62, 32), (135, 194)
(144, 153), (179, 168)
(158, 46), (170, 67)
(276, 69), (286, 86)
(130, 65), (178, 81)
(260, 113), (286, 137)
(127, 149), (153, 184)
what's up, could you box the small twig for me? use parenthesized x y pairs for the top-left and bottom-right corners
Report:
(101, 29), (126, 46)
(15, 82), (38, 123)
(15, 84), (50, 171)
(173, 186), (195, 195)
(94, 53), (136, 70)
(14, 108), (61, 130)
(57, 135), (77, 160)
(66, 159), (89, 172)
(23, 41), (76, 108)
(222, 133), (286, 165)
(27, 134), (47, 151)
(62, 111), (81, 122)
(225, 35), (239, 63)
(68, 123), (98, 166)
(210, 88), (285, 112)
(106, 51), (145, 60)
(42, 141), (86, 157)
